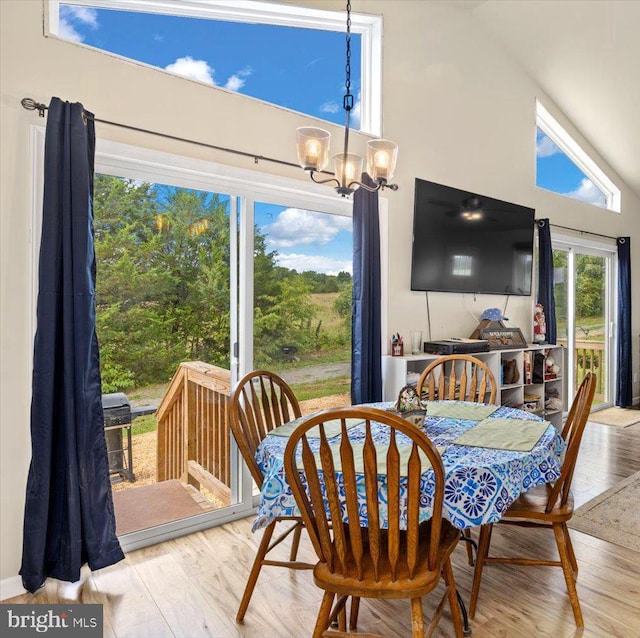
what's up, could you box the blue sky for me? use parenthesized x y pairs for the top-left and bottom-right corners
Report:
(59, 4), (361, 128)
(535, 130), (606, 208)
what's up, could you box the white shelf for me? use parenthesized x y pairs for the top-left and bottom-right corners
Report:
(382, 344), (566, 428)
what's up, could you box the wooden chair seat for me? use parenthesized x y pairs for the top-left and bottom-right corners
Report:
(314, 519), (460, 599)
(502, 483), (575, 522)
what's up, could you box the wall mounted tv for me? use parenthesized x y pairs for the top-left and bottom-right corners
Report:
(410, 179), (535, 296)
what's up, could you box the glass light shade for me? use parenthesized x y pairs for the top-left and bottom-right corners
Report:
(366, 139), (398, 182)
(296, 127), (330, 172)
(333, 152), (363, 188)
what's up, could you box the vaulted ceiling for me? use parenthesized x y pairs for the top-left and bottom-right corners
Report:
(468, 0), (640, 199)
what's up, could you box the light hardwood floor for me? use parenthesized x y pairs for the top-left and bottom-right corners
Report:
(6, 420), (640, 637)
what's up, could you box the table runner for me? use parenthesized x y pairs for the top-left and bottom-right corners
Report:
(424, 401), (499, 421)
(452, 418), (551, 451)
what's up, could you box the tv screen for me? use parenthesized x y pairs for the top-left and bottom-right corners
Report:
(410, 179), (535, 296)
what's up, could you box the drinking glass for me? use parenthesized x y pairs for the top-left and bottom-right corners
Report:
(411, 331), (423, 354)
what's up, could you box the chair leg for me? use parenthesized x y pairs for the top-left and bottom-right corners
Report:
(469, 523), (493, 619)
(463, 528), (475, 565)
(410, 597), (425, 638)
(553, 523), (584, 627)
(313, 592), (335, 638)
(443, 557), (465, 638)
(562, 522), (579, 577)
(236, 520), (276, 623)
(289, 521), (303, 561)
(349, 597), (360, 630)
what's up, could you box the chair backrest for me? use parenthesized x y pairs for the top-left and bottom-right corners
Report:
(284, 407), (447, 579)
(416, 355), (497, 404)
(547, 372), (597, 512)
(229, 370), (301, 487)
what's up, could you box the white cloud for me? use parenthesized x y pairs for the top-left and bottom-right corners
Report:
(563, 178), (607, 207)
(165, 56), (215, 84)
(58, 5), (98, 42)
(153, 34), (164, 42)
(320, 101), (340, 114)
(58, 17), (83, 42)
(351, 98), (361, 129)
(224, 66), (253, 92)
(275, 253), (352, 276)
(61, 5), (98, 27)
(265, 209), (352, 249)
(224, 75), (245, 91)
(536, 135), (561, 158)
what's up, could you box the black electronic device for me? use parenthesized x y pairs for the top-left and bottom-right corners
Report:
(423, 338), (490, 355)
(410, 178), (535, 295)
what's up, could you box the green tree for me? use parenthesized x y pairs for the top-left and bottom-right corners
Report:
(93, 174), (326, 389)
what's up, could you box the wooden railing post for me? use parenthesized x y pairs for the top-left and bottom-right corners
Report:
(156, 361), (232, 506)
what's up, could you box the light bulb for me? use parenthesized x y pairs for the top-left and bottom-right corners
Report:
(374, 150), (390, 180)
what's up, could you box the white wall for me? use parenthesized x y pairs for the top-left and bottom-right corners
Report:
(1, 0), (638, 583)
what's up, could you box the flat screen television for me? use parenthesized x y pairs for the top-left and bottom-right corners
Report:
(410, 179), (535, 296)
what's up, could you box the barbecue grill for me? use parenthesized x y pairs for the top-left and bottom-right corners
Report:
(102, 392), (135, 482)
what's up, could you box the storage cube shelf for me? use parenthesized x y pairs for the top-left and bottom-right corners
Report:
(382, 344), (566, 429)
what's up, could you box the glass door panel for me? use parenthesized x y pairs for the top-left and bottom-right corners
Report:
(552, 243), (612, 407)
(94, 173), (246, 538)
(252, 202), (353, 416)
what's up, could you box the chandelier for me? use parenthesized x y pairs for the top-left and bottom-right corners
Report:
(296, 0), (398, 197)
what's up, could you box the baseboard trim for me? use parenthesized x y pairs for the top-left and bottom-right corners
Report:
(0, 575), (26, 602)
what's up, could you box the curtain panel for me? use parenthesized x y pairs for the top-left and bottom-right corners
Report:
(20, 98), (123, 593)
(537, 219), (557, 345)
(351, 176), (382, 405)
(616, 237), (632, 407)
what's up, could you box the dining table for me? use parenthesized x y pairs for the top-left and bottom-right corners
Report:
(252, 400), (566, 534)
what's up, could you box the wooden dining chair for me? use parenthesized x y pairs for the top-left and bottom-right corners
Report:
(417, 354), (498, 565)
(228, 370), (314, 623)
(468, 372), (597, 627)
(416, 354), (497, 405)
(284, 406), (464, 638)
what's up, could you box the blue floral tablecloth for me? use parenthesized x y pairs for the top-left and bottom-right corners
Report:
(253, 401), (565, 532)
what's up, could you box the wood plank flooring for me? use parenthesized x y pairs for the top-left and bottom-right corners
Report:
(6, 420), (640, 637)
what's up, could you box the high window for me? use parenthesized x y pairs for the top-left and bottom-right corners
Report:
(536, 101), (620, 212)
(47, 0), (382, 134)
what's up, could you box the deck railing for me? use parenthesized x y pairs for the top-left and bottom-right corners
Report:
(155, 362), (232, 506)
(557, 339), (606, 399)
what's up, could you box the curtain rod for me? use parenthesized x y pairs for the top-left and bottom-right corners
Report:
(535, 219), (622, 242)
(20, 97), (335, 176)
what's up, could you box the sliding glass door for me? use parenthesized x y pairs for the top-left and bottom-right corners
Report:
(552, 238), (615, 408)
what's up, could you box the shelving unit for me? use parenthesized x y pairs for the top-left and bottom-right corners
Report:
(382, 344), (566, 429)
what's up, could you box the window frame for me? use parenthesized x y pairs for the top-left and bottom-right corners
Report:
(535, 100), (621, 212)
(47, 0), (383, 135)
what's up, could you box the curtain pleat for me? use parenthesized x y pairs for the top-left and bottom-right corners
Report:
(20, 98), (124, 593)
(537, 219), (557, 345)
(616, 237), (632, 407)
(351, 176), (382, 404)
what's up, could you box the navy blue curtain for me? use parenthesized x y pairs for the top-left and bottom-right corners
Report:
(351, 176), (382, 404)
(537, 219), (557, 345)
(616, 237), (632, 407)
(21, 98), (124, 593)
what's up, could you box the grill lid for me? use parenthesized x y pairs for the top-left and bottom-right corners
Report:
(102, 392), (130, 410)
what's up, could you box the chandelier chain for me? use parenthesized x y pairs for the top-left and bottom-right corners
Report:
(343, 0), (353, 111)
